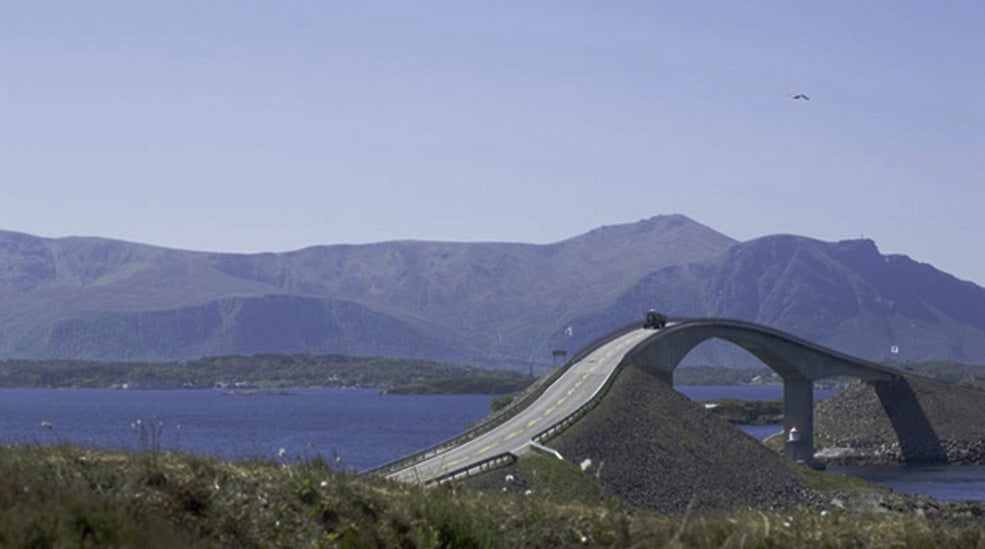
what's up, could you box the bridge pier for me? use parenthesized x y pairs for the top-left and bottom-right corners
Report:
(783, 377), (814, 464)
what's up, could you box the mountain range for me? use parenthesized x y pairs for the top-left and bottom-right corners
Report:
(2, 214), (983, 370)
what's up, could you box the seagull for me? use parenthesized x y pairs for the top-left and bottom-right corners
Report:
(790, 93), (810, 101)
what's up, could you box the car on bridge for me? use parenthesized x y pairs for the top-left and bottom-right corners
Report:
(643, 309), (668, 329)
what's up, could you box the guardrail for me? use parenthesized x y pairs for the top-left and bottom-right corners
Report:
(424, 452), (518, 486)
(366, 321), (642, 478)
(532, 329), (648, 445)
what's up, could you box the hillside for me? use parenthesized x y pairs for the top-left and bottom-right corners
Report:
(0, 215), (734, 364)
(576, 236), (985, 366)
(3, 215), (985, 367)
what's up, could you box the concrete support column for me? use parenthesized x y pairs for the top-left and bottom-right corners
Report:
(783, 377), (814, 463)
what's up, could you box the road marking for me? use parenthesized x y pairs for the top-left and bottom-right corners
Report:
(545, 405), (556, 415)
(557, 396), (566, 405)
(477, 444), (495, 455)
(446, 457), (465, 467)
(527, 418), (541, 428)
(504, 430), (522, 441)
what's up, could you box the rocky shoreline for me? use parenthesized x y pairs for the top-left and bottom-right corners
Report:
(816, 439), (985, 467)
(815, 376), (985, 466)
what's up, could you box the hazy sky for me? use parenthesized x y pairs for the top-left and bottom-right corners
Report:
(2, 2), (983, 283)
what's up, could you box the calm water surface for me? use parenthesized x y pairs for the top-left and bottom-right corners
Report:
(0, 385), (981, 501)
(0, 388), (491, 472)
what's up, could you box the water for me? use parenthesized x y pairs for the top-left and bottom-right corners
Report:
(0, 385), (981, 501)
(827, 465), (985, 502)
(0, 388), (492, 472)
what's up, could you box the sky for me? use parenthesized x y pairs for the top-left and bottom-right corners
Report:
(2, 2), (984, 283)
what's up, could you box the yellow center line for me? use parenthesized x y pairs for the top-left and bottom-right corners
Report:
(545, 406), (556, 415)
(504, 430), (522, 441)
(446, 457), (465, 467)
(527, 418), (541, 428)
(477, 444), (495, 455)
(557, 396), (567, 405)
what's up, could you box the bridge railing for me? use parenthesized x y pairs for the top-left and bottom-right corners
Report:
(424, 452), (518, 486)
(366, 321), (641, 478)
(532, 327), (650, 445)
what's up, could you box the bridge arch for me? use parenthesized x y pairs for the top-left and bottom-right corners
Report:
(620, 319), (901, 464)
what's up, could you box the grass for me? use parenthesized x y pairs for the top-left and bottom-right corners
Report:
(2, 444), (984, 547)
(513, 454), (611, 506)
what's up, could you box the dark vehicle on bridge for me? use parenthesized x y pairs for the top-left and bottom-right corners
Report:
(643, 309), (667, 329)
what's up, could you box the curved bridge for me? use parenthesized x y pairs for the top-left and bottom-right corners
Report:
(382, 318), (902, 483)
(622, 318), (900, 463)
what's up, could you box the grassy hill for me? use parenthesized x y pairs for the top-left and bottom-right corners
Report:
(1, 444), (982, 547)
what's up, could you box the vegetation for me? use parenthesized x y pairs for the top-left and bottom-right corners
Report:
(705, 399), (784, 424)
(884, 360), (985, 385)
(675, 360), (985, 388)
(0, 355), (509, 391)
(489, 394), (515, 413)
(674, 366), (778, 386)
(1, 444), (983, 547)
(386, 374), (533, 395)
(5, 355), (982, 393)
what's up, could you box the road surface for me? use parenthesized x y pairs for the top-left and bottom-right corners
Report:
(387, 328), (655, 483)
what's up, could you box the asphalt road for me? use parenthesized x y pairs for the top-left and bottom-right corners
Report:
(388, 328), (656, 483)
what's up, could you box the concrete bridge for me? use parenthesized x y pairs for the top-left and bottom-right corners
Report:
(379, 318), (904, 483)
(623, 318), (901, 463)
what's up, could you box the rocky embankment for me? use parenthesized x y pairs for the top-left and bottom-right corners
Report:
(535, 364), (813, 513)
(815, 375), (985, 466)
(462, 366), (985, 519)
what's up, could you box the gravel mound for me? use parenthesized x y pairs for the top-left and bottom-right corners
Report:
(816, 375), (985, 465)
(544, 364), (813, 514)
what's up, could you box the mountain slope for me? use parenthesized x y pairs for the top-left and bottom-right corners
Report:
(0, 215), (737, 364)
(4, 218), (984, 366)
(579, 236), (985, 366)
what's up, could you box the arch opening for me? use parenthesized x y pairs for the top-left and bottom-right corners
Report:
(622, 319), (903, 466)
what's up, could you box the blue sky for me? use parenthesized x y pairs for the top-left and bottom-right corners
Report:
(2, 2), (983, 283)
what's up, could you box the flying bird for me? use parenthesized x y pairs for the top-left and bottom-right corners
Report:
(790, 93), (810, 101)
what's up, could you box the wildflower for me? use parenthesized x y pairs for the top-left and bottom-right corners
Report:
(524, 489), (533, 496)
(320, 480), (328, 488)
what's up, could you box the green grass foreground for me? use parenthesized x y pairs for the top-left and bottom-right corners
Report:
(2, 445), (985, 548)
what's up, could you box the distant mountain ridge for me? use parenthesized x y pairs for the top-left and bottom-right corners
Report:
(2, 215), (983, 369)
